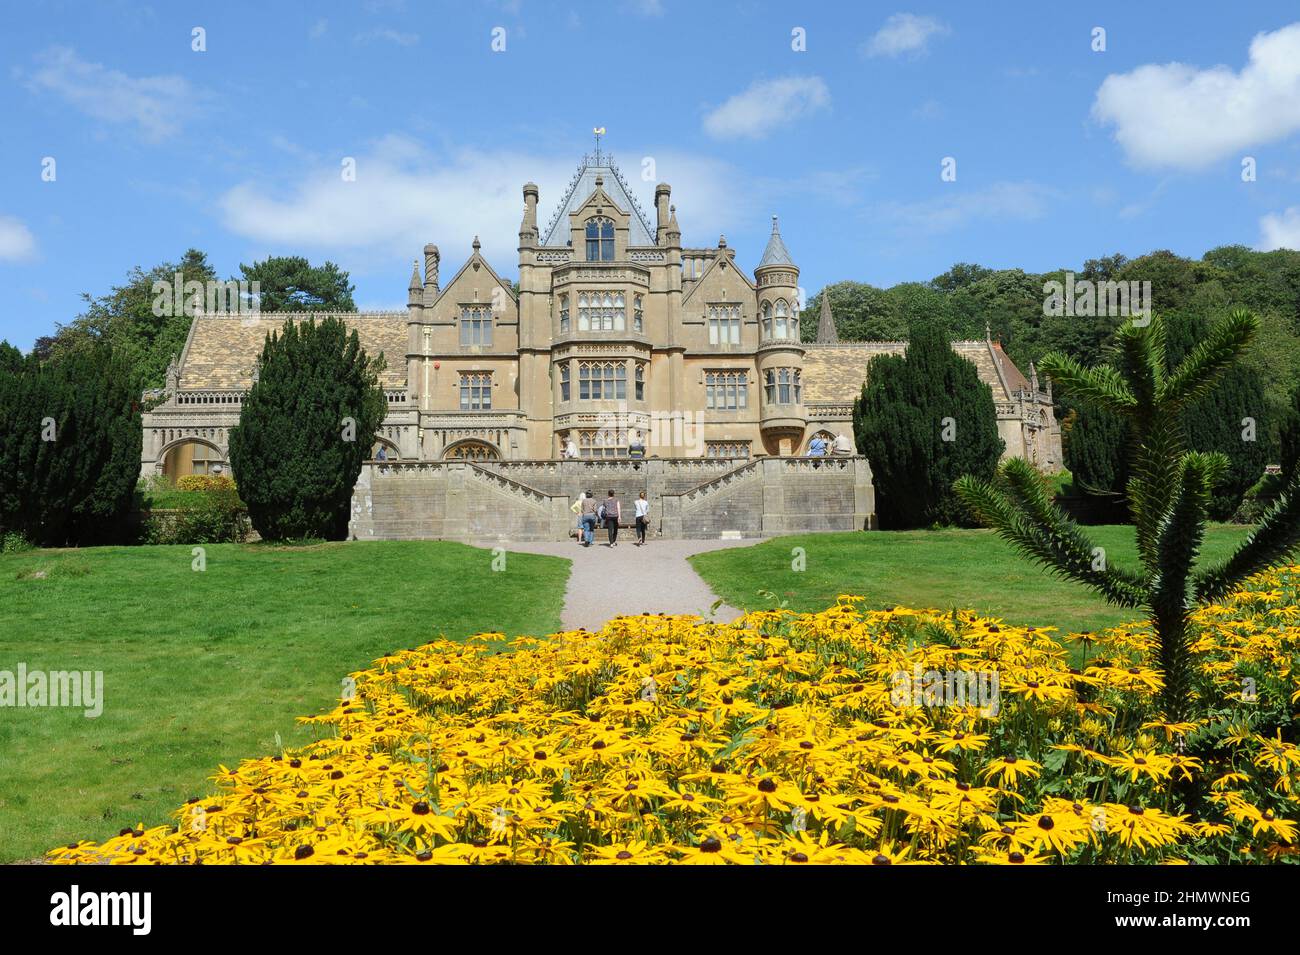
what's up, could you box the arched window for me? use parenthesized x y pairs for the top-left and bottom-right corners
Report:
(559, 294), (570, 334)
(761, 301), (772, 339)
(444, 440), (500, 461)
(585, 217), (614, 261)
(559, 362), (571, 401)
(774, 299), (790, 340)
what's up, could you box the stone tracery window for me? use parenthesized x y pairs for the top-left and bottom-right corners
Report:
(559, 362), (571, 401)
(459, 305), (492, 346)
(764, 368), (801, 404)
(705, 370), (748, 410)
(577, 290), (625, 331)
(578, 360), (627, 400)
(708, 304), (741, 346)
(577, 428), (626, 458)
(585, 217), (614, 261)
(705, 441), (750, 459)
(459, 372), (492, 410)
(633, 294), (644, 333)
(444, 440), (499, 460)
(559, 294), (570, 334)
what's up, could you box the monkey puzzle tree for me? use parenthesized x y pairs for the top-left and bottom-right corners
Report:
(955, 310), (1300, 721)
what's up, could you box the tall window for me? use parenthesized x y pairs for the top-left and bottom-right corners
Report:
(633, 294), (644, 333)
(585, 217), (614, 261)
(559, 362), (571, 402)
(559, 294), (570, 334)
(774, 299), (792, 340)
(764, 368), (801, 404)
(761, 301), (772, 339)
(705, 371), (748, 410)
(578, 360), (626, 400)
(578, 291), (626, 331)
(708, 304), (741, 345)
(635, 362), (645, 401)
(460, 305), (492, 346)
(459, 372), (492, 410)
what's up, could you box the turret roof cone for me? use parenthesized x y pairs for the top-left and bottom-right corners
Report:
(758, 215), (794, 267)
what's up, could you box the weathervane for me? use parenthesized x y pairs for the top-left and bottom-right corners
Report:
(593, 126), (606, 162)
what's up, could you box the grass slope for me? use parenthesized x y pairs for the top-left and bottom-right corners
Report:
(692, 525), (1251, 634)
(0, 540), (567, 862)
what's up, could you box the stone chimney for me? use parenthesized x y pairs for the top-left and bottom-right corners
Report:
(655, 183), (671, 244)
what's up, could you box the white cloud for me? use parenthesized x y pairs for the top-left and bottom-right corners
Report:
(354, 27), (419, 46)
(217, 138), (761, 268)
(862, 13), (949, 58)
(0, 216), (37, 261)
(702, 75), (830, 140)
(1260, 207), (1300, 250)
(1092, 22), (1300, 170)
(871, 182), (1055, 236)
(20, 46), (198, 142)
(309, 19), (328, 39)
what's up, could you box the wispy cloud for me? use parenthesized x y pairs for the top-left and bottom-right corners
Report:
(354, 27), (419, 46)
(702, 75), (830, 140)
(1092, 21), (1300, 170)
(0, 215), (37, 262)
(19, 46), (199, 142)
(309, 19), (328, 39)
(871, 182), (1056, 236)
(862, 13), (949, 59)
(1260, 206), (1300, 250)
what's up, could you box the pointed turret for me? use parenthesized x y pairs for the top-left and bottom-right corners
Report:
(759, 215), (794, 267)
(816, 291), (838, 343)
(666, 204), (680, 246)
(407, 259), (422, 305)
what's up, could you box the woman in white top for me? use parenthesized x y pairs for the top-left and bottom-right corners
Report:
(633, 491), (650, 546)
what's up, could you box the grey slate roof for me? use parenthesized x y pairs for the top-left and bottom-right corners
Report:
(758, 215), (794, 267)
(541, 154), (656, 247)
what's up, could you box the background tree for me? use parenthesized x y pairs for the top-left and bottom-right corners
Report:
(238, 256), (356, 312)
(0, 343), (142, 545)
(228, 317), (385, 541)
(956, 310), (1300, 721)
(43, 249), (217, 390)
(853, 321), (1004, 528)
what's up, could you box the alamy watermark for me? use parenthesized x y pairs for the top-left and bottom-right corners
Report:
(151, 273), (261, 317)
(1043, 272), (1151, 325)
(890, 666), (1000, 716)
(0, 664), (103, 718)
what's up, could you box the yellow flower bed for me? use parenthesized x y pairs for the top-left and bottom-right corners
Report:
(49, 568), (1300, 865)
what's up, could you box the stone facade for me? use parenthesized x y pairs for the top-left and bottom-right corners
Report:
(140, 145), (1061, 491)
(348, 456), (876, 542)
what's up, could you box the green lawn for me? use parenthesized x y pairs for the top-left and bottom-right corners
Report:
(0, 540), (568, 863)
(692, 524), (1252, 634)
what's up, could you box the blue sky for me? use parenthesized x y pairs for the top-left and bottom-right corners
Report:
(3, 0), (1300, 350)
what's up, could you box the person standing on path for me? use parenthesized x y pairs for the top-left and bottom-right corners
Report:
(603, 489), (622, 547)
(634, 491), (650, 546)
(580, 490), (599, 546)
(570, 491), (586, 545)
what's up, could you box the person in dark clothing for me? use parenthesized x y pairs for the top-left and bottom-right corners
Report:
(634, 490), (649, 545)
(603, 489), (621, 546)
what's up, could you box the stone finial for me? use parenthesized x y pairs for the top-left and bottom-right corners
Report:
(472, 236), (481, 253)
(408, 259), (422, 305)
(985, 321), (992, 342)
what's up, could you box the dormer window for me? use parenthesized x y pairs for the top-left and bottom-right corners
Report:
(585, 217), (614, 261)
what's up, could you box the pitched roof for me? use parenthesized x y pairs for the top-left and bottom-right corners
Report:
(178, 313), (408, 391)
(801, 340), (1037, 405)
(541, 153), (656, 247)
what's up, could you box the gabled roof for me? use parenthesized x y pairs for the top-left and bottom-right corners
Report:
(541, 152), (656, 247)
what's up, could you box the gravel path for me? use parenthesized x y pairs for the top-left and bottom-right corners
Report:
(504, 536), (754, 632)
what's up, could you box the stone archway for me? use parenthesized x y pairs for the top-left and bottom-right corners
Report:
(159, 438), (227, 479)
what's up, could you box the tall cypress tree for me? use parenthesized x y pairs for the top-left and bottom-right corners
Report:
(853, 322), (1004, 528)
(228, 317), (385, 541)
(0, 343), (142, 545)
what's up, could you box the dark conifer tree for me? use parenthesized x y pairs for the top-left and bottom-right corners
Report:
(853, 321), (1004, 528)
(228, 317), (385, 540)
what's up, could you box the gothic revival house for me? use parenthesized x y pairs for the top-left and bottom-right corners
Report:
(141, 148), (1061, 478)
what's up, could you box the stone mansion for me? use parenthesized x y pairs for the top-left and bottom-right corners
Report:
(141, 148), (1061, 482)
